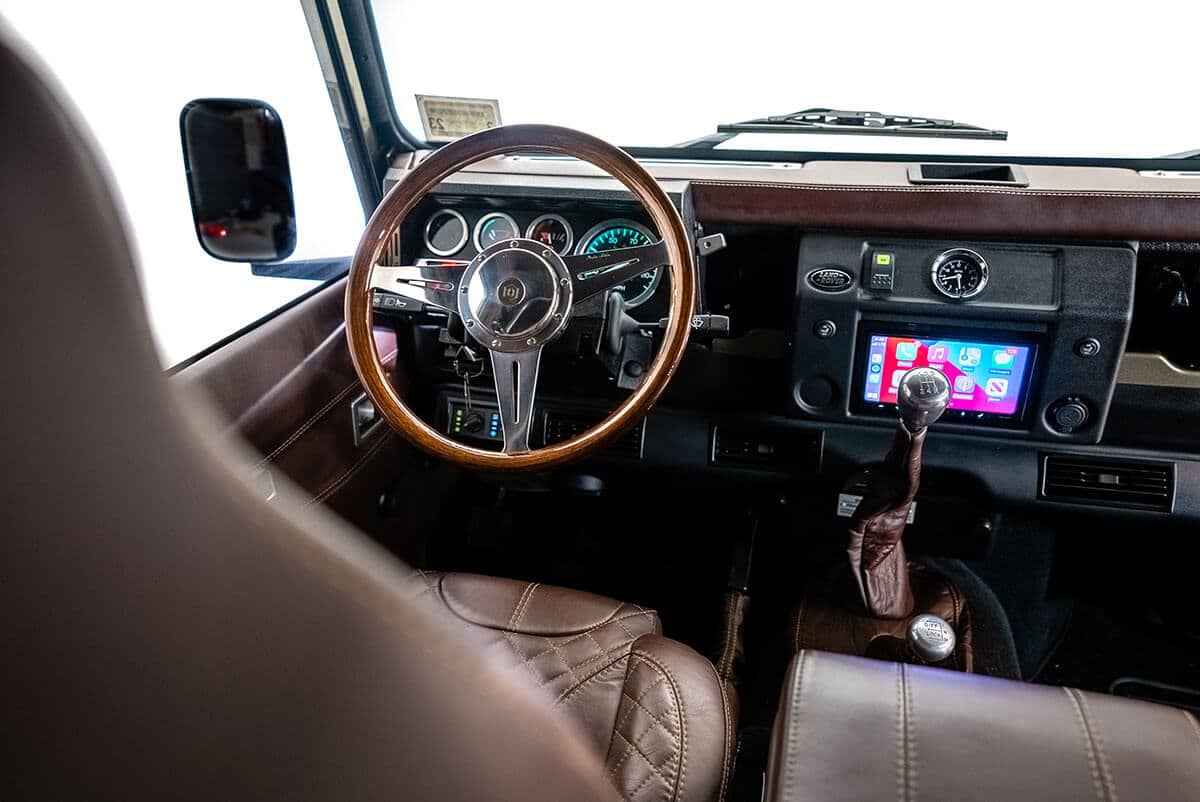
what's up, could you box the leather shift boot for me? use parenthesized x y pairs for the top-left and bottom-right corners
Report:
(846, 426), (926, 618)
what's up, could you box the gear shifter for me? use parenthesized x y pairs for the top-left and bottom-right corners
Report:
(846, 367), (950, 618)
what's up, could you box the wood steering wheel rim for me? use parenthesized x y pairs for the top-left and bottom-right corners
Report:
(345, 124), (697, 471)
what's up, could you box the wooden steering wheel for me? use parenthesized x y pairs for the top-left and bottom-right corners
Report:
(345, 124), (696, 471)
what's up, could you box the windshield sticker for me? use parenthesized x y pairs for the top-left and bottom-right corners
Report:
(415, 95), (501, 142)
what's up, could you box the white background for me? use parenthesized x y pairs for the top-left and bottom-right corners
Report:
(7, 1), (1200, 365)
(5, 1), (364, 366)
(378, 1), (1200, 158)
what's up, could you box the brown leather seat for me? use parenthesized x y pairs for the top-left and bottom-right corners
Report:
(766, 650), (1200, 802)
(416, 572), (733, 802)
(0, 23), (730, 802)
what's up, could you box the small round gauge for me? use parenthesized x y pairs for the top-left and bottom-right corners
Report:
(525, 214), (573, 255)
(423, 209), (468, 256)
(930, 248), (989, 299)
(473, 212), (521, 252)
(575, 219), (659, 307)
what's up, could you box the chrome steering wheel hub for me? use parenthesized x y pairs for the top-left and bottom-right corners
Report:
(458, 238), (574, 353)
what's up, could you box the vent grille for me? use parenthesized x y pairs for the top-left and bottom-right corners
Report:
(1040, 454), (1174, 511)
(711, 426), (822, 470)
(543, 411), (644, 459)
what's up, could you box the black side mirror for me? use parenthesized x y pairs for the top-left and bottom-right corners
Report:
(180, 99), (296, 262)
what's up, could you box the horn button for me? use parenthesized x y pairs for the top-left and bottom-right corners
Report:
(459, 238), (573, 352)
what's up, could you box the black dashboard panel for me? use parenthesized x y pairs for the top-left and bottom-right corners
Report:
(790, 234), (1135, 444)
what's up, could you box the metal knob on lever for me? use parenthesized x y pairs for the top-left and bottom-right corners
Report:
(897, 367), (951, 432)
(906, 613), (957, 663)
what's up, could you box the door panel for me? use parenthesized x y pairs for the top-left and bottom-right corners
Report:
(175, 279), (425, 560)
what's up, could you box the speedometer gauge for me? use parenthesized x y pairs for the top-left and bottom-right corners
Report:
(930, 248), (989, 300)
(575, 219), (660, 307)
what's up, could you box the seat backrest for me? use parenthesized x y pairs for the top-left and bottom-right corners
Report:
(0, 20), (616, 802)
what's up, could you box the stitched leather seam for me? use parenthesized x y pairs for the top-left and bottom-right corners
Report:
(491, 610), (655, 659)
(895, 661), (905, 802)
(717, 593), (740, 680)
(944, 578), (963, 672)
(544, 633), (585, 688)
(608, 695), (676, 790)
(534, 632), (645, 694)
(792, 597), (807, 653)
(508, 582), (538, 630)
(711, 648), (734, 802)
(903, 663), (917, 801)
(257, 347), (398, 467)
(690, 179), (1200, 201)
(1076, 691), (1119, 802)
(618, 687), (683, 745)
(555, 654), (631, 706)
(307, 431), (392, 504)
(1064, 688), (1108, 802)
(782, 651), (810, 802)
(629, 651), (689, 802)
(610, 672), (671, 744)
(602, 650), (641, 778)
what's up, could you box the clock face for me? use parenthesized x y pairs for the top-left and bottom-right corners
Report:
(931, 249), (989, 299)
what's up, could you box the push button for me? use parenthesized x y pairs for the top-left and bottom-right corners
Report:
(866, 251), (895, 292)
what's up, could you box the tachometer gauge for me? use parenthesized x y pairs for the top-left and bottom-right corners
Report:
(931, 248), (989, 300)
(575, 219), (659, 307)
(473, 212), (520, 251)
(525, 214), (573, 255)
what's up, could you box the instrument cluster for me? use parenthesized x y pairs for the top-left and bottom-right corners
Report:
(418, 206), (662, 308)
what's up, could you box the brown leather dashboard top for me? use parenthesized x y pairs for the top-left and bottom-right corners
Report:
(395, 153), (1200, 241)
(689, 180), (1200, 240)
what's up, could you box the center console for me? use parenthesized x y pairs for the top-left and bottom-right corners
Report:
(791, 234), (1136, 443)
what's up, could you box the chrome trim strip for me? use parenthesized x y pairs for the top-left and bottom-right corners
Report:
(1117, 352), (1200, 388)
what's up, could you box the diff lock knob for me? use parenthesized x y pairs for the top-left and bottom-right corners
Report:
(906, 614), (957, 663)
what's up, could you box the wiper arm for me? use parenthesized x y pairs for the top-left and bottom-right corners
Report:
(676, 107), (1007, 148)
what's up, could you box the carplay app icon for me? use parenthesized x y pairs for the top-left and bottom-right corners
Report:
(958, 347), (982, 367)
(985, 378), (1009, 397)
(953, 375), (976, 393)
(927, 345), (949, 363)
(896, 342), (918, 361)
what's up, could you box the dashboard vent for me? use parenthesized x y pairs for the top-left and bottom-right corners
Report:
(543, 411), (644, 459)
(1040, 454), (1174, 511)
(711, 426), (822, 470)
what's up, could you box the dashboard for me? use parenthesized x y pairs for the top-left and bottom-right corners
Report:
(375, 154), (1200, 526)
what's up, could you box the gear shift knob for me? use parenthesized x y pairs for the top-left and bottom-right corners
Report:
(897, 367), (951, 432)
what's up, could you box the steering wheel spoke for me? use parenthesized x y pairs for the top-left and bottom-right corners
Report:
(565, 240), (669, 302)
(370, 263), (464, 312)
(489, 347), (542, 454)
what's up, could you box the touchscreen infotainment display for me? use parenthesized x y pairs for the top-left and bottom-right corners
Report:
(862, 334), (1034, 416)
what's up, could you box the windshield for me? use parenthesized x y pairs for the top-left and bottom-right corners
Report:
(373, 1), (1198, 160)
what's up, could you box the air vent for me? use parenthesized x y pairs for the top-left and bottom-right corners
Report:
(711, 426), (822, 470)
(543, 410), (644, 459)
(1040, 454), (1174, 511)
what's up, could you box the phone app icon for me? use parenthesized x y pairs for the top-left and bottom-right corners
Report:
(958, 347), (982, 367)
(953, 376), (976, 393)
(984, 378), (1009, 397)
(927, 345), (949, 363)
(890, 369), (907, 388)
(992, 350), (1014, 367)
(868, 372), (881, 384)
(895, 342), (918, 361)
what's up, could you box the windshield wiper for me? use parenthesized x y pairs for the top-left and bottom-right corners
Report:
(677, 107), (1007, 148)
